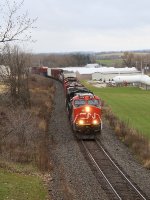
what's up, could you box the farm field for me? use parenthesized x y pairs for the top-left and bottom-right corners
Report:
(96, 59), (123, 67)
(84, 83), (150, 139)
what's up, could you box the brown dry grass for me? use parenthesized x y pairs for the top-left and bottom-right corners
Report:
(0, 84), (8, 93)
(103, 105), (150, 169)
(0, 74), (55, 172)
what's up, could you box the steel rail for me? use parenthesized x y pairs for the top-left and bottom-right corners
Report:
(81, 140), (122, 200)
(96, 140), (147, 200)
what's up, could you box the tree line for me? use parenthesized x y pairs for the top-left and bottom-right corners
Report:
(31, 53), (96, 68)
(122, 52), (150, 73)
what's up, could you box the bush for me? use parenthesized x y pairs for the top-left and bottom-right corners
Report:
(0, 75), (55, 171)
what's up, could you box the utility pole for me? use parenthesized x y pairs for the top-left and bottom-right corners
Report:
(141, 59), (144, 74)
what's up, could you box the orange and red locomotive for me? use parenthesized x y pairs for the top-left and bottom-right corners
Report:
(64, 75), (102, 139)
(70, 93), (102, 139)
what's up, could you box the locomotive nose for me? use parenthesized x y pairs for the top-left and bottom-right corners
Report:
(85, 106), (90, 112)
(92, 119), (99, 125)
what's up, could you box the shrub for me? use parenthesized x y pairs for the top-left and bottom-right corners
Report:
(0, 75), (55, 171)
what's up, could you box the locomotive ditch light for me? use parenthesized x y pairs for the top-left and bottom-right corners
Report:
(78, 119), (84, 125)
(85, 106), (90, 112)
(92, 119), (99, 125)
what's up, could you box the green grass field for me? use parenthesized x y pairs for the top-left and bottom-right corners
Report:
(84, 83), (150, 139)
(0, 168), (48, 200)
(96, 52), (123, 57)
(96, 59), (123, 67)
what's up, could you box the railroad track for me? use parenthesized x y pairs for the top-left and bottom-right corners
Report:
(79, 139), (148, 200)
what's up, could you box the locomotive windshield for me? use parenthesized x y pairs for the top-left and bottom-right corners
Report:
(74, 99), (100, 107)
(88, 99), (100, 107)
(74, 100), (86, 107)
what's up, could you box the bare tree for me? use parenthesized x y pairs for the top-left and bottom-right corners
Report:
(35, 53), (93, 68)
(0, 45), (31, 106)
(0, 0), (36, 44)
(121, 51), (150, 73)
(121, 52), (135, 67)
(0, 0), (37, 106)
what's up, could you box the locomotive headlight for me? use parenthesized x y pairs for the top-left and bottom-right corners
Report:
(85, 106), (90, 112)
(93, 119), (99, 125)
(78, 119), (84, 125)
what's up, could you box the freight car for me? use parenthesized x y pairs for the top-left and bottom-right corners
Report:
(47, 68), (64, 81)
(31, 66), (64, 81)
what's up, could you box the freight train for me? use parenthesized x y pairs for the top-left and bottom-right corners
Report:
(33, 67), (102, 139)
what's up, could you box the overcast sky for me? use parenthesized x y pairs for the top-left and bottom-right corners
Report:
(8, 0), (150, 53)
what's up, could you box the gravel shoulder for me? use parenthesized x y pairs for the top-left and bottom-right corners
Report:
(48, 79), (150, 200)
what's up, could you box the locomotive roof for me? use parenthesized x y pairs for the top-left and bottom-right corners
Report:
(64, 77), (77, 82)
(67, 87), (89, 93)
(73, 93), (100, 100)
(76, 93), (94, 97)
(65, 82), (83, 87)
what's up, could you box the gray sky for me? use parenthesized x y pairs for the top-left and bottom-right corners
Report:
(10, 0), (150, 52)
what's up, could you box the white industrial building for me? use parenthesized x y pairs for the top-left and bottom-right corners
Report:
(62, 66), (140, 82)
(85, 63), (100, 68)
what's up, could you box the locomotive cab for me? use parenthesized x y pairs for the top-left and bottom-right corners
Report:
(70, 93), (102, 139)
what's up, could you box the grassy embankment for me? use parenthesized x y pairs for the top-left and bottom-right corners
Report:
(0, 75), (55, 199)
(83, 82), (150, 168)
(0, 168), (46, 200)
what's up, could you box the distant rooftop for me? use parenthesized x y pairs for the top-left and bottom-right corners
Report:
(62, 65), (140, 75)
(85, 63), (100, 68)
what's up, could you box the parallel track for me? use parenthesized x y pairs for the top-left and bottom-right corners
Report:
(79, 139), (148, 200)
